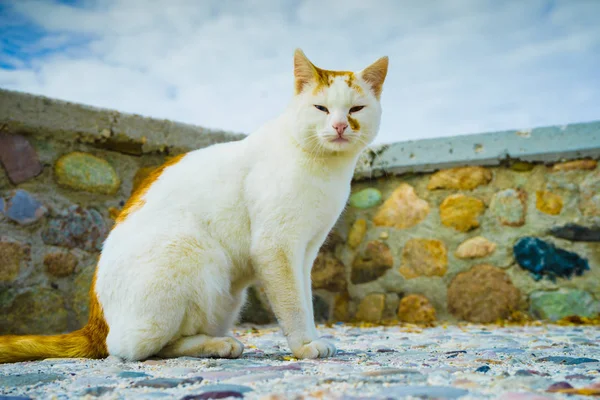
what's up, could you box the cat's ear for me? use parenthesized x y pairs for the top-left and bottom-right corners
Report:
(294, 48), (318, 94)
(359, 56), (389, 99)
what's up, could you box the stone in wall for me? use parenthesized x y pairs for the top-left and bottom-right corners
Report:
(44, 251), (78, 278)
(455, 236), (496, 259)
(313, 295), (330, 322)
(0, 133), (43, 184)
(490, 189), (527, 226)
(311, 252), (346, 292)
(333, 292), (351, 322)
(349, 188), (382, 209)
(0, 288), (68, 335)
(42, 205), (107, 252)
(73, 264), (96, 327)
(447, 264), (521, 323)
(439, 194), (485, 232)
(355, 293), (385, 323)
(579, 170), (600, 217)
(351, 240), (394, 284)
(552, 159), (597, 172)
(549, 223), (600, 242)
(530, 289), (600, 321)
(397, 294), (437, 324)
(348, 218), (367, 249)
(54, 152), (121, 195)
(0, 240), (28, 282)
(427, 166), (492, 190)
(513, 237), (589, 281)
(373, 183), (429, 229)
(398, 238), (447, 279)
(536, 191), (563, 215)
(1, 189), (47, 225)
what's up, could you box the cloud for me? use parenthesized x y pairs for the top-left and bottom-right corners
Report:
(1, 0), (599, 144)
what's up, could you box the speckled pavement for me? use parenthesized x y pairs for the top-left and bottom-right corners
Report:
(1, 323), (599, 399)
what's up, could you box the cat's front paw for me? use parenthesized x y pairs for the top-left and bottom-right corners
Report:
(292, 339), (337, 359)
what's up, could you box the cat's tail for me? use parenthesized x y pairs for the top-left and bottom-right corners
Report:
(0, 273), (109, 364)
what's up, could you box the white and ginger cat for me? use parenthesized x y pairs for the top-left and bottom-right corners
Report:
(0, 49), (388, 363)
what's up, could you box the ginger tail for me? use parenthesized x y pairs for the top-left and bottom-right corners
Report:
(0, 272), (109, 364)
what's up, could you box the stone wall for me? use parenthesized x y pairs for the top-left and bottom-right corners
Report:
(1, 88), (599, 335)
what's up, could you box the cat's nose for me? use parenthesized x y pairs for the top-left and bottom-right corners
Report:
(332, 122), (348, 136)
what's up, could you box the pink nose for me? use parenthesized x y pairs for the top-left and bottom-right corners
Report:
(333, 122), (348, 136)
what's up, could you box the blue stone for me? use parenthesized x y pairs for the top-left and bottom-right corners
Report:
(475, 365), (491, 373)
(538, 356), (599, 365)
(382, 386), (469, 399)
(181, 385), (253, 400)
(2, 189), (47, 225)
(118, 371), (151, 379)
(0, 197), (4, 213)
(513, 237), (589, 281)
(0, 373), (65, 388)
(41, 205), (107, 251)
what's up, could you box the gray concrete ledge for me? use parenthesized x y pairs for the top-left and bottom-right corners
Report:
(0, 89), (246, 155)
(354, 120), (600, 179)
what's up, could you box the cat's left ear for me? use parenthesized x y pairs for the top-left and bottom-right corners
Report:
(293, 48), (318, 94)
(358, 56), (389, 100)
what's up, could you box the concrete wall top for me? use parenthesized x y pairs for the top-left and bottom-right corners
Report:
(2, 88), (598, 178)
(354, 120), (600, 180)
(0, 89), (245, 155)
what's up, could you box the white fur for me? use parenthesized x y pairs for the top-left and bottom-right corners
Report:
(95, 52), (387, 360)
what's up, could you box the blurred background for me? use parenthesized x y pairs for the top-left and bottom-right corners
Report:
(1, 0), (599, 144)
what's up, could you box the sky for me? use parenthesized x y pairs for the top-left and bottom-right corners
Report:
(1, 0), (599, 145)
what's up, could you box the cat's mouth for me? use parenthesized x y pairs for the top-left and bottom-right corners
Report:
(330, 137), (349, 144)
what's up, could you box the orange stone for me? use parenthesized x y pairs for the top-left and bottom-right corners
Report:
(439, 194), (485, 232)
(536, 191), (563, 215)
(448, 264), (521, 323)
(373, 183), (429, 229)
(552, 159), (597, 172)
(455, 236), (496, 259)
(397, 294), (437, 323)
(427, 166), (492, 190)
(399, 239), (448, 279)
(348, 219), (367, 249)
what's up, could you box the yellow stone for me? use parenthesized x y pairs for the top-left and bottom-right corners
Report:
(552, 159), (597, 172)
(373, 183), (429, 229)
(536, 191), (563, 215)
(348, 219), (367, 249)
(379, 231), (389, 239)
(427, 166), (492, 190)
(440, 194), (485, 232)
(455, 236), (496, 259)
(399, 238), (448, 279)
(355, 293), (386, 323)
(397, 294), (437, 324)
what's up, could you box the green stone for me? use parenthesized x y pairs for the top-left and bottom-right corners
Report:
(349, 188), (382, 209)
(54, 152), (120, 195)
(530, 289), (600, 321)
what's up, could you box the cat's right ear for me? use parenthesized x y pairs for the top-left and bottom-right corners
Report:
(294, 49), (317, 95)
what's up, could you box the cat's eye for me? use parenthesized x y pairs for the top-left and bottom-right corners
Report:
(349, 106), (365, 113)
(314, 105), (329, 113)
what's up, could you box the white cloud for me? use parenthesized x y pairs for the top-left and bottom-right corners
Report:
(1, 0), (599, 144)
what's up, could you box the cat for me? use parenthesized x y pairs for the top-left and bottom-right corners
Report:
(0, 49), (388, 363)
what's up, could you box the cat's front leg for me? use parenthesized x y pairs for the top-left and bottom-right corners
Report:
(252, 241), (336, 359)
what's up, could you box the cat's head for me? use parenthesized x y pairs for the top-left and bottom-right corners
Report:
(290, 49), (388, 155)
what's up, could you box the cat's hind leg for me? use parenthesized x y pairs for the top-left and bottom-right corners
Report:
(157, 335), (243, 358)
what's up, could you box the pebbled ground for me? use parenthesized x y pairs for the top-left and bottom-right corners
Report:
(1, 323), (599, 399)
